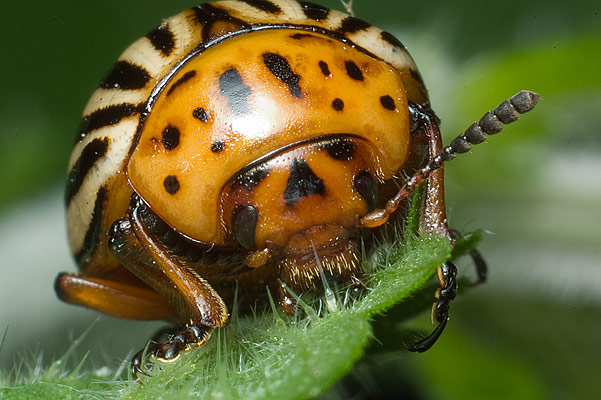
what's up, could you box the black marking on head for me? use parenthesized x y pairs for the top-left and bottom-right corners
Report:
(74, 187), (107, 266)
(332, 98), (344, 111)
(239, 0), (281, 14)
(380, 31), (406, 51)
(166, 70), (196, 96)
(65, 137), (109, 204)
(299, 1), (330, 21)
(263, 52), (303, 99)
(76, 103), (139, 143)
(354, 170), (378, 212)
(233, 164), (269, 191)
(219, 68), (252, 115)
(211, 140), (225, 153)
(284, 158), (325, 204)
(339, 16), (371, 33)
(146, 24), (175, 56)
(99, 61), (150, 90)
(193, 107), (209, 122)
(345, 60), (364, 81)
(232, 205), (258, 250)
(163, 175), (180, 195)
(320, 138), (354, 161)
(380, 95), (396, 110)
(161, 125), (180, 150)
(318, 60), (331, 76)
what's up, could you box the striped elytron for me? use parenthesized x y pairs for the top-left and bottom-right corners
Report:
(55, 0), (539, 376)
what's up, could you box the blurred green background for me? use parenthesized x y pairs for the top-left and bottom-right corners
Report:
(1, 0), (599, 399)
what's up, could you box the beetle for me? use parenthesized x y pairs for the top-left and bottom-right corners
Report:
(54, 0), (539, 377)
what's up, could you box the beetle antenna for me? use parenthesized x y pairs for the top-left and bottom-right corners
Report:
(360, 90), (541, 228)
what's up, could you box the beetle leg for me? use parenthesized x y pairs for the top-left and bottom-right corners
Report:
(54, 272), (177, 321)
(404, 261), (457, 352)
(108, 201), (228, 378)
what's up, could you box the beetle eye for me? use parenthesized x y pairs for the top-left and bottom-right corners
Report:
(232, 205), (258, 250)
(354, 171), (378, 212)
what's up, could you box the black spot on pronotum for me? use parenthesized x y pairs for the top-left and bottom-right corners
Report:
(299, 1), (329, 20)
(380, 31), (406, 51)
(380, 95), (396, 110)
(100, 61), (151, 90)
(163, 175), (180, 195)
(339, 16), (371, 33)
(167, 70), (197, 96)
(354, 170), (378, 211)
(239, 0), (281, 14)
(65, 137), (109, 204)
(74, 187), (107, 266)
(211, 140), (225, 153)
(263, 52), (303, 98)
(345, 60), (364, 81)
(76, 103), (140, 142)
(321, 138), (355, 161)
(284, 158), (325, 204)
(219, 68), (252, 115)
(193, 107), (209, 122)
(332, 98), (344, 111)
(233, 164), (269, 191)
(146, 24), (175, 56)
(161, 125), (180, 150)
(232, 205), (258, 250)
(318, 60), (331, 76)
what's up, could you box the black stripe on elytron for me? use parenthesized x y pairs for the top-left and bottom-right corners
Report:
(238, 0), (282, 14)
(298, 1), (329, 21)
(380, 31), (407, 51)
(263, 52), (302, 98)
(339, 16), (371, 33)
(76, 103), (140, 143)
(284, 158), (325, 204)
(232, 164), (269, 191)
(345, 60), (364, 81)
(166, 70), (196, 96)
(320, 138), (355, 161)
(74, 186), (107, 266)
(193, 3), (234, 25)
(65, 137), (109, 204)
(99, 60), (151, 90)
(146, 24), (176, 56)
(219, 68), (252, 115)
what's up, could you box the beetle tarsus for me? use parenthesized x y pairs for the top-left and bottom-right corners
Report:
(404, 261), (457, 352)
(131, 325), (211, 380)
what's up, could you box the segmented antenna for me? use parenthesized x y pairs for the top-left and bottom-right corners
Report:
(360, 90), (541, 228)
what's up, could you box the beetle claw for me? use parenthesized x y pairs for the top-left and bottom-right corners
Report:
(130, 325), (212, 380)
(404, 261), (457, 352)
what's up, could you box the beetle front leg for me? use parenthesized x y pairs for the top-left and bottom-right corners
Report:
(108, 201), (228, 378)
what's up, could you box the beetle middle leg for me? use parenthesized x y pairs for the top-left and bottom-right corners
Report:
(108, 197), (228, 378)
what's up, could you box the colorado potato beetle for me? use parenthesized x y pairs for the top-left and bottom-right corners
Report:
(55, 0), (539, 377)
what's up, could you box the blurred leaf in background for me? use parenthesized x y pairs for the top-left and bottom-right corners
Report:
(1, 0), (600, 399)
